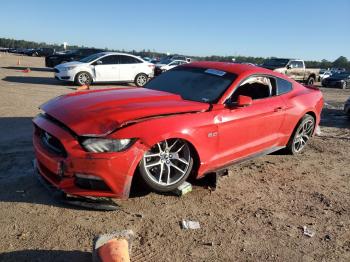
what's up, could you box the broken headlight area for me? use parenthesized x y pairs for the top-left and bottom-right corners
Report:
(80, 138), (136, 153)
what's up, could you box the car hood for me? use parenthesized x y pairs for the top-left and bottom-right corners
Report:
(41, 88), (209, 136)
(156, 63), (166, 67)
(55, 61), (84, 68)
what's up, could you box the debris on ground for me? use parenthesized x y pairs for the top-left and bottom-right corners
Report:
(173, 181), (192, 196)
(77, 84), (90, 91)
(303, 226), (316, 237)
(315, 126), (322, 136)
(134, 213), (144, 218)
(181, 220), (201, 230)
(93, 230), (134, 262)
(324, 234), (332, 241)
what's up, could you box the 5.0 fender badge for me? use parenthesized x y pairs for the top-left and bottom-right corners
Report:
(208, 132), (218, 138)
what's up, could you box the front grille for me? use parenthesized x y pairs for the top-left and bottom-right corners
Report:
(35, 125), (67, 157)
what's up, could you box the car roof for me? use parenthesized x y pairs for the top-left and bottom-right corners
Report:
(183, 61), (290, 79)
(97, 52), (144, 58)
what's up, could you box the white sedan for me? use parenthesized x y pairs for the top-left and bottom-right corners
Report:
(54, 52), (155, 86)
(155, 60), (189, 75)
(319, 70), (332, 82)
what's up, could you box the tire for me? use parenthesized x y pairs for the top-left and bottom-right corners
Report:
(307, 77), (315, 85)
(285, 114), (315, 155)
(134, 73), (148, 87)
(139, 139), (194, 192)
(342, 81), (347, 89)
(74, 72), (92, 86)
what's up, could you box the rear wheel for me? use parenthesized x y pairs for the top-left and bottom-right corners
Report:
(139, 139), (193, 192)
(134, 73), (148, 87)
(307, 77), (315, 85)
(74, 72), (92, 86)
(286, 114), (315, 154)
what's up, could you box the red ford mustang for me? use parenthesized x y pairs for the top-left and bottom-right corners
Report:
(33, 62), (323, 199)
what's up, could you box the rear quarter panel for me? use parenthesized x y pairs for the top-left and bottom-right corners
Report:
(279, 82), (323, 144)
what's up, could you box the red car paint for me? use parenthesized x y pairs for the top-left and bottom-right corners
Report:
(33, 62), (323, 199)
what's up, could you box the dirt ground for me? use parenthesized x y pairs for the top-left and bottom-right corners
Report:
(0, 53), (349, 262)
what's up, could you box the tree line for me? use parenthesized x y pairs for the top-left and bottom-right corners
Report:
(0, 37), (349, 70)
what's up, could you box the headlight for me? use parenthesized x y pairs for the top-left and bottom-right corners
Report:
(81, 138), (135, 153)
(63, 66), (76, 71)
(60, 66), (76, 71)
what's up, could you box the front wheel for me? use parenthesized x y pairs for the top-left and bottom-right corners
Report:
(74, 72), (92, 86)
(285, 114), (315, 154)
(134, 73), (148, 87)
(139, 139), (193, 192)
(342, 81), (347, 89)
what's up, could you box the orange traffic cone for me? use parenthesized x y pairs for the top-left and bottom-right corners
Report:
(98, 239), (130, 262)
(17, 58), (21, 66)
(77, 84), (90, 91)
(93, 230), (134, 262)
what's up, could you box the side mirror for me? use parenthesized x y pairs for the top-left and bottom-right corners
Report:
(237, 95), (253, 107)
(286, 65), (292, 69)
(95, 60), (102, 65)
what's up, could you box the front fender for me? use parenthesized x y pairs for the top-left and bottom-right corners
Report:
(108, 111), (220, 173)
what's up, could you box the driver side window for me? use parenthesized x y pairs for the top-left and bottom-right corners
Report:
(230, 76), (276, 102)
(100, 55), (118, 65)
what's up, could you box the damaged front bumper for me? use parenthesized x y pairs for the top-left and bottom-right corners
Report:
(32, 114), (144, 202)
(32, 159), (119, 211)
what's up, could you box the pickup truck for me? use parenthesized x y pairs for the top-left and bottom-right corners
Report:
(261, 58), (319, 85)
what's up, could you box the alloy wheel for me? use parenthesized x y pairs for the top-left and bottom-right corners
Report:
(78, 73), (90, 85)
(136, 74), (147, 86)
(143, 139), (191, 186)
(293, 119), (314, 153)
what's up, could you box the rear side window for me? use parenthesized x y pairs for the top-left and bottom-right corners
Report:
(277, 78), (293, 95)
(118, 55), (142, 64)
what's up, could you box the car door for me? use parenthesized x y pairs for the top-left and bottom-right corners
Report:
(117, 55), (143, 81)
(216, 75), (287, 163)
(93, 55), (119, 82)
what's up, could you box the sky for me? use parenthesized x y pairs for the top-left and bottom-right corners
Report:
(0, 0), (349, 61)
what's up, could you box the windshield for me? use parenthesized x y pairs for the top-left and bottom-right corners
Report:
(64, 49), (78, 55)
(79, 53), (105, 63)
(158, 58), (172, 65)
(262, 58), (290, 67)
(144, 67), (237, 103)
